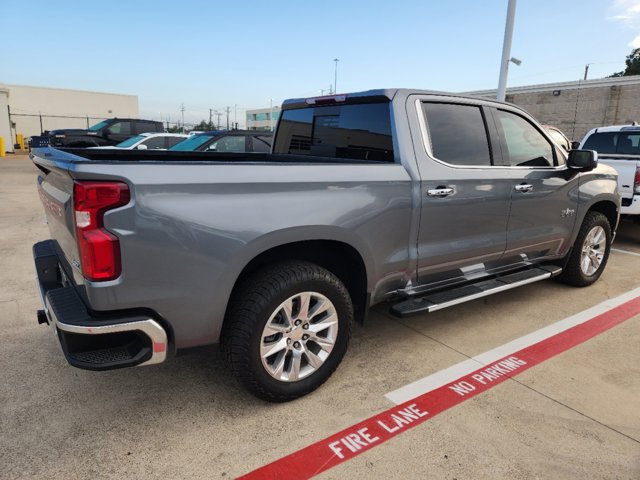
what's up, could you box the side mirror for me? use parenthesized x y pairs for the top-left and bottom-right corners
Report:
(567, 149), (598, 172)
(136, 144), (148, 150)
(570, 141), (581, 150)
(103, 128), (112, 137)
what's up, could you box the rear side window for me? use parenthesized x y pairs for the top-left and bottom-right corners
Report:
(251, 136), (272, 153)
(165, 136), (186, 148)
(273, 102), (394, 162)
(422, 102), (492, 166)
(140, 136), (165, 150)
(583, 132), (640, 155)
(206, 135), (247, 152)
(109, 121), (132, 135)
(495, 110), (554, 167)
(137, 121), (161, 134)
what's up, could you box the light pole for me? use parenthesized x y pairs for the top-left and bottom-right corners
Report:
(333, 58), (339, 94)
(497, 0), (518, 102)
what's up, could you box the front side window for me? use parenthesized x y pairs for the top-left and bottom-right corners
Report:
(495, 110), (554, 167)
(422, 102), (492, 166)
(273, 102), (394, 162)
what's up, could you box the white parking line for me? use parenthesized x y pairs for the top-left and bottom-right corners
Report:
(385, 286), (640, 405)
(612, 248), (640, 257)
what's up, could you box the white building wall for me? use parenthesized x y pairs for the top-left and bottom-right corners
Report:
(246, 106), (280, 131)
(3, 83), (138, 139)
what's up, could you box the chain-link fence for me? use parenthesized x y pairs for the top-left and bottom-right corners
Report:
(9, 113), (109, 140)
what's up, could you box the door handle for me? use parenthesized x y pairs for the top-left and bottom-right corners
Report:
(427, 187), (454, 197)
(514, 184), (533, 192)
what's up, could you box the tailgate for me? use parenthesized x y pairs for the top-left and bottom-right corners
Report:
(32, 149), (81, 275)
(597, 156), (638, 198)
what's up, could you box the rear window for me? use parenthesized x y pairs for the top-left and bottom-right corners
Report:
(273, 102), (394, 162)
(583, 131), (640, 155)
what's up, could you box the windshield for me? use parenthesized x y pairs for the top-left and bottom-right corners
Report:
(169, 134), (217, 151)
(116, 135), (146, 148)
(88, 120), (110, 132)
(583, 131), (640, 155)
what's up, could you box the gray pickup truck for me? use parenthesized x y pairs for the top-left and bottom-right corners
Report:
(32, 89), (620, 402)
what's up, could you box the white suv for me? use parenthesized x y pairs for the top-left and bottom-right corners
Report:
(90, 133), (188, 150)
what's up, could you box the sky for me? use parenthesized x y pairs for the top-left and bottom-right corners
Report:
(1, 0), (639, 127)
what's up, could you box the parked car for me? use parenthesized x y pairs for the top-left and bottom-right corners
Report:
(47, 118), (164, 148)
(89, 133), (188, 150)
(169, 130), (273, 153)
(579, 124), (640, 221)
(31, 89), (619, 402)
(543, 125), (572, 152)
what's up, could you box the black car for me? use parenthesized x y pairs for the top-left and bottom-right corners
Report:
(48, 118), (164, 148)
(169, 130), (273, 153)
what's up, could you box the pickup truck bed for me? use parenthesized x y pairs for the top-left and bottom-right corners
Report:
(32, 88), (620, 401)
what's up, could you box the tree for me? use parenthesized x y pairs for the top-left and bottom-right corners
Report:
(609, 48), (640, 77)
(166, 124), (183, 133)
(192, 120), (214, 131)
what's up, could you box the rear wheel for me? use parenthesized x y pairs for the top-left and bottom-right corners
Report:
(558, 211), (612, 287)
(221, 261), (353, 402)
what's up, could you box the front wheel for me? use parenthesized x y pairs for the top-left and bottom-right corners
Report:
(221, 261), (353, 402)
(558, 211), (612, 287)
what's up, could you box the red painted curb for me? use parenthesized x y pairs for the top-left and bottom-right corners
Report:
(238, 295), (640, 480)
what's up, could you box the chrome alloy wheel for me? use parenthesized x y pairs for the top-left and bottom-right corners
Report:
(260, 292), (338, 382)
(580, 225), (606, 276)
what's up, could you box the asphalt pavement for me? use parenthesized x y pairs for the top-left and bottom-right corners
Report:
(1, 156), (638, 479)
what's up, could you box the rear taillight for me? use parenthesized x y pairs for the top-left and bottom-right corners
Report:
(635, 166), (640, 194)
(73, 181), (130, 281)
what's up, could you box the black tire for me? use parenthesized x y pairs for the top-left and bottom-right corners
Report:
(558, 211), (612, 287)
(221, 261), (353, 402)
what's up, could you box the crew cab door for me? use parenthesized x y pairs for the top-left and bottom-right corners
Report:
(412, 98), (512, 287)
(489, 107), (579, 262)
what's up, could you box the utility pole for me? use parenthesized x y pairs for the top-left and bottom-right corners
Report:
(225, 106), (231, 130)
(497, 0), (517, 102)
(209, 108), (213, 128)
(215, 111), (222, 129)
(584, 63), (592, 81)
(333, 58), (339, 94)
(180, 103), (185, 132)
(234, 104), (237, 129)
